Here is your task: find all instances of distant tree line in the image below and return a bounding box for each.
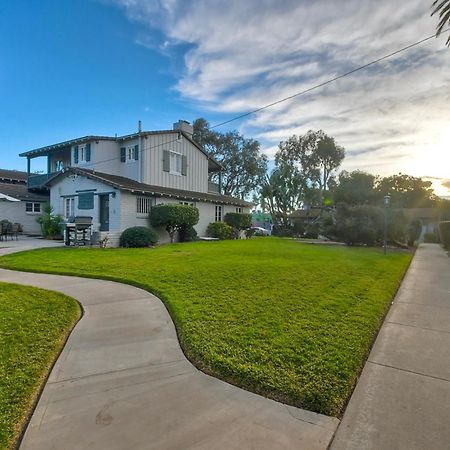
[192,117,449,246]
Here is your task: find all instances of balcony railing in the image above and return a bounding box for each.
[208,181,220,194]
[28,172,60,189]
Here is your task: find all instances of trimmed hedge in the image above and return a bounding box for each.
[150,204,199,243]
[120,226,159,247]
[224,213,251,238]
[439,221,450,249]
[206,222,233,240]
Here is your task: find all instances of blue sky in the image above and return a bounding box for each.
[1,0,449,195]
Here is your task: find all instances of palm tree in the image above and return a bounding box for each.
[432,0,450,45]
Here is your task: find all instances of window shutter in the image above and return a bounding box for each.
[134,144,139,160]
[85,143,91,162]
[78,192,94,210]
[74,146,79,164]
[120,147,126,163]
[181,155,187,176]
[163,150,170,172]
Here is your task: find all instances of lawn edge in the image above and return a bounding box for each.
[3,283,84,450]
[331,246,416,424]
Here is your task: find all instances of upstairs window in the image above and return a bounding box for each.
[54,160,64,172]
[215,205,222,222]
[121,145,139,162]
[163,150,187,175]
[73,143,91,164]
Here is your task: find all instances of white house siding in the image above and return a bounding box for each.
[81,139,141,182]
[0,201,43,234]
[141,133,209,193]
[49,175,122,235]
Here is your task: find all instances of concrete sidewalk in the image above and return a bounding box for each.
[0,244,338,449]
[331,244,450,450]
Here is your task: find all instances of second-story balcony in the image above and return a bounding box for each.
[28,172,62,189]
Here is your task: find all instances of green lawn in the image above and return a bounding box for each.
[0,238,411,417]
[0,283,80,450]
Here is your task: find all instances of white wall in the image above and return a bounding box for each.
[141,133,209,193]
[0,201,43,234]
[49,175,122,233]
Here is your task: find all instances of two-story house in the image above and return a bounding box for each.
[21,121,251,245]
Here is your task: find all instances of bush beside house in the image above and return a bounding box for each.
[36,204,62,239]
[150,204,199,243]
[224,212,252,239]
[120,226,159,247]
[206,222,233,240]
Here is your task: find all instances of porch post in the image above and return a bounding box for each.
[47,155,51,174]
[27,157,31,182]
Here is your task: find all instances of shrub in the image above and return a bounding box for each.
[333,204,384,246]
[407,219,422,246]
[120,226,159,247]
[423,232,438,243]
[36,204,63,238]
[206,222,233,240]
[224,213,252,239]
[179,225,198,242]
[438,221,450,249]
[304,222,320,239]
[150,204,199,243]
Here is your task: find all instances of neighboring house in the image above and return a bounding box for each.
[0,169,48,234]
[290,208,322,227]
[21,121,251,245]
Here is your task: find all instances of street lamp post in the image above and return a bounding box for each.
[384,195,391,255]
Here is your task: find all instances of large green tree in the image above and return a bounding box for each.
[275,130,345,204]
[333,170,379,206]
[432,0,450,45]
[260,164,304,230]
[193,118,267,199]
[375,174,437,208]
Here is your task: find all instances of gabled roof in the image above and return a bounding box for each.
[19,130,223,171]
[0,182,49,202]
[47,168,252,207]
[0,169,28,184]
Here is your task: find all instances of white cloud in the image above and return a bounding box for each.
[108,0,450,192]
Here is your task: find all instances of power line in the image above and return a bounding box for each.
[210,28,450,130]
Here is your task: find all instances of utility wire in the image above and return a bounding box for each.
[42,28,449,171]
[210,28,450,130]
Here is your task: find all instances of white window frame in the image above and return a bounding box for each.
[25,202,41,214]
[126,145,137,163]
[64,197,75,220]
[79,145,86,163]
[179,201,195,207]
[215,205,222,222]
[236,207,242,213]
[169,151,182,176]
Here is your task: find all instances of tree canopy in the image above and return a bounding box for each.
[193,118,267,199]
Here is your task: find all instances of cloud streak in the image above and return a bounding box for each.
[107,0,450,195]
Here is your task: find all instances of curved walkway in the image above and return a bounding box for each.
[0,243,338,449]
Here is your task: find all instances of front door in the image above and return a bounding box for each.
[99,195,110,231]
